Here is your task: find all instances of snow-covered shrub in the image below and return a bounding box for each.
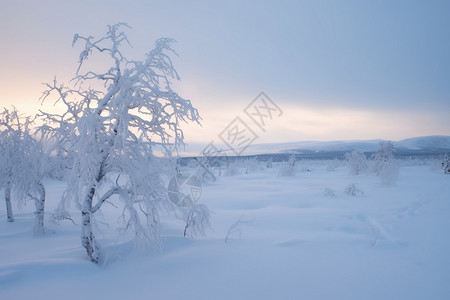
[224,216,252,242]
[184,204,211,238]
[345,150,368,175]
[344,183,364,196]
[39,24,203,263]
[372,141,398,185]
[323,188,336,197]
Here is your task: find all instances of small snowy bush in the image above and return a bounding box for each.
[225,216,252,243]
[324,188,336,197]
[184,204,211,238]
[344,184,364,196]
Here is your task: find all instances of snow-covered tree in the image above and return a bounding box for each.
[195,156,216,182]
[288,155,296,167]
[0,107,46,233]
[372,141,393,174]
[345,150,368,175]
[224,160,239,176]
[442,154,450,174]
[372,141,397,185]
[0,123,15,223]
[39,24,202,263]
[243,157,260,173]
[266,157,273,168]
[278,155,296,176]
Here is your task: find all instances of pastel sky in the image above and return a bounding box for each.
[1,0,449,146]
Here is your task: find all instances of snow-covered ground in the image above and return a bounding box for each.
[1,160,450,299]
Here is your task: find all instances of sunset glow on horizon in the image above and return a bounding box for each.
[1,0,449,145]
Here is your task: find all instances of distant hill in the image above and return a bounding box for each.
[395,136,450,151]
[182,136,450,159]
[243,135,450,158]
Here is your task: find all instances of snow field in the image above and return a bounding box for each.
[1,162,450,299]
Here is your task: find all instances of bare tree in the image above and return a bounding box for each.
[39,24,202,263]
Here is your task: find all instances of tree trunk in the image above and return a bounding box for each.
[81,149,107,263]
[81,185,99,263]
[33,182,46,234]
[5,181,14,222]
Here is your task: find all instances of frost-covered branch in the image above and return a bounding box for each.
[91,187,120,213]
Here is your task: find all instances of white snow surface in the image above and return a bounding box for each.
[1,161,450,299]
